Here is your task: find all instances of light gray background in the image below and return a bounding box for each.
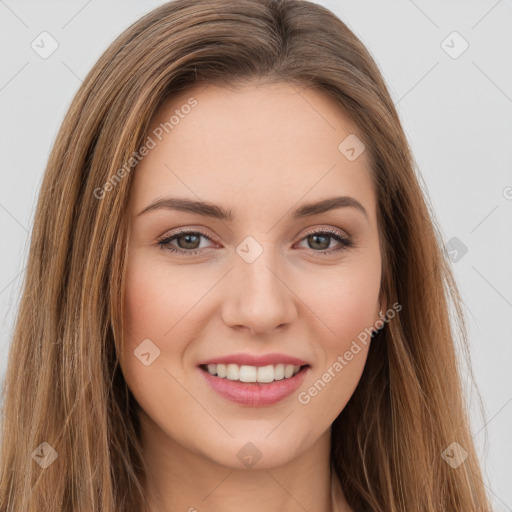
[1,0,511,509]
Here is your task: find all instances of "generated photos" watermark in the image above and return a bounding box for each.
[298,302,402,405]
[94,97,198,199]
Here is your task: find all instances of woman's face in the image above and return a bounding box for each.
[121,81,383,469]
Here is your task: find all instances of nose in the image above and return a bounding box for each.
[221,247,297,336]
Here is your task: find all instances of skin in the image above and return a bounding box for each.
[120,81,385,512]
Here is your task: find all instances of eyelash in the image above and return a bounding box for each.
[157,228,353,256]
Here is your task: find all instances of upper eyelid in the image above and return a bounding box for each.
[159,227,218,244]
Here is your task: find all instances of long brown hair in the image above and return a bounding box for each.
[0,0,491,510]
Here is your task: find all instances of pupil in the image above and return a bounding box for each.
[309,234,329,250]
[179,234,199,249]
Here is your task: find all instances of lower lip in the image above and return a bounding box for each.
[198,366,310,407]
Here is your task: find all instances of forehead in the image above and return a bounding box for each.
[131,82,376,222]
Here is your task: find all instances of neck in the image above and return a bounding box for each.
[139,411,351,512]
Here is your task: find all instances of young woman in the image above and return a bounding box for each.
[0,0,491,510]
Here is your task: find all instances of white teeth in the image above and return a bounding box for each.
[284,364,295,378]
[204,363,302,383]
[216,363,227,378]
[274,363,285,380]
[226,364,239,380]
[257,365,274,383]
[239,365,257,383]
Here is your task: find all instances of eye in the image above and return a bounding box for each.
[295,228,353,254]
[157,227,353,256]
[157,230,215,255]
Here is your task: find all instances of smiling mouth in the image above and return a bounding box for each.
[199,363,310,384]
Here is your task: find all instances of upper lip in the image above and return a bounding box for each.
[198,353,310,367]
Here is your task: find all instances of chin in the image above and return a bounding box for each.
[193,428,313,470]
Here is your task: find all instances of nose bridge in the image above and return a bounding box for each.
[222,235,296,333]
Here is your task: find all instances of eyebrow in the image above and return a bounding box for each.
[137,195,368,221]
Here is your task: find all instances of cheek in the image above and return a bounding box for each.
[120,253,180,387]
[294,255,380,415]
[122,252,193,348]
[120,255,195,420]
[306,257,381,345]
[123,271,163,342]
[121,251,211,383]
